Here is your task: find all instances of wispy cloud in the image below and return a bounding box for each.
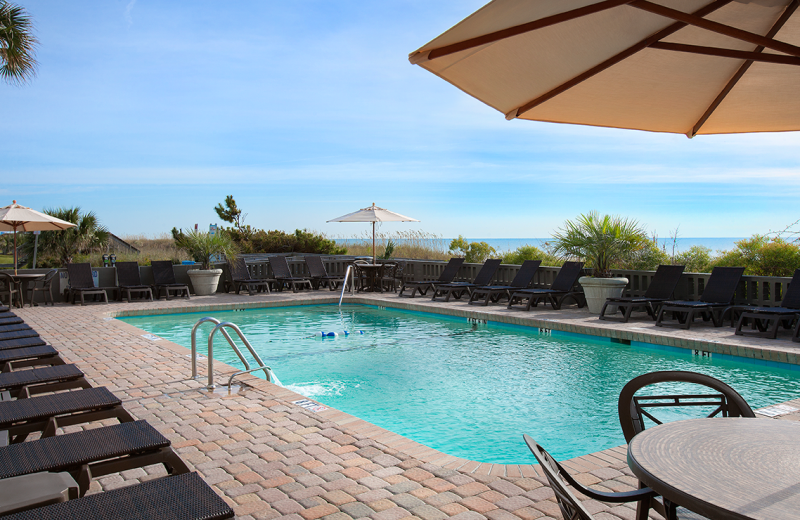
[124,0,136,26]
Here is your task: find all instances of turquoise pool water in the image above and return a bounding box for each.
[120,304,800,464]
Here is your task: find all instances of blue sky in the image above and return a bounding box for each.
[2,0,798,240]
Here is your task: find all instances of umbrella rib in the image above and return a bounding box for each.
[509,0,732,119]
[630,0,800,58]
[409,0,634,64]
[689,0,800,137]
[650,42,800,66]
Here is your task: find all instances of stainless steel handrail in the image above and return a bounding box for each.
[191,317,272,389]
[339,264,356,306]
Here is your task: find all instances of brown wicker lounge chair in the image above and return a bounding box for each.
[0,345,65,372]
[523,435,660,520]
[431,259,502,302]
[398,258,465,297]
[0,316,23,326]
[732,268,800,339]
[0,387,134,444]
[0,364,91,399]
[269,256,313,292]
[507,261,586,310]
[25,269,59,307]
[0,336,46,351]
[66,263,108,306]
[599,264,686,322]
[468,260,542,306]
[151,261,190,300]
[0,323,30,334]
[305,256,345,290]
[227,258,271,295]
[0,472,234,520]
[0,328,39,342]
[0,420,189,496]
[655,266,745,329]
[115,262,153,302]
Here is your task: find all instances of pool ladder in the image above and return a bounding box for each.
[339,264,356,307]
[190,317,273,389]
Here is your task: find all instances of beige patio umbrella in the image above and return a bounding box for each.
[328,203,420,264]
[0,201,76,274]
[409,0,800,137]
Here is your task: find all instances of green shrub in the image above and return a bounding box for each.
[615,240,670,271]
[502,244,563,267]
[448,235,497,263]
[227,228,346,255]
[713,236,800,276]
[674,246,713,273]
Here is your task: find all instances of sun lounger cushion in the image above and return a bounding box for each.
[0,472,234,520]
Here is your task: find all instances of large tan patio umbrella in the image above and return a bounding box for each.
[409,0,800,137]
[0,201,76,274]
[328,203,420,264]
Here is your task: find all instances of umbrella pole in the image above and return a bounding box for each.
[13,228,17,275]
[372,221,376,265]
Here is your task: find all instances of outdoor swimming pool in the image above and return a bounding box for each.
[120,304,800,464]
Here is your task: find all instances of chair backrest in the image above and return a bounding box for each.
[437,258,466,282]
[699,266,745,303]
[116,262,142,286]
[509,260,542,288]
[780,268,800,309]
[523,435,594,520]
[41,269,59,287]
[228,258,251,281]
[550,261,585,292]
[151,261,177,285]
[0,272,14,291]
[642,264,685,299]
[305,256,328,278]
[66,263,95,289]
[269,256,292,278]
[472,259,502,285]
[618,370,755,443]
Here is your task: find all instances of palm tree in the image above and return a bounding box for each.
[0,1,38,85]
[22,207,109,267]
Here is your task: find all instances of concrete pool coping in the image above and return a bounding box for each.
[14,290,800,519]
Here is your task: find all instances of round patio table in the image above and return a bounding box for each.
[628,417,800,520]
[355,264,385,293]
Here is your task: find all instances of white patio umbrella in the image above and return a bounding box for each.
[328,203,420,264]
[409,0,800,137]
[0,201,76,274]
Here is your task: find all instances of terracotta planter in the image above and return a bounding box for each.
[187,269,223,296]
[579,276,629,314]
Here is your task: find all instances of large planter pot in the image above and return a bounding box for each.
[579,276,629,314]
[187,269,223,296]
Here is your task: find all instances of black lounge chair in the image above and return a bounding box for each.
[523,435,660,520]
[0,337,46,350]
[0,316,23,327]
[618,371,754,520]
[0,324,32,334]
[1,472,234,520]
[115,262,153,302]
[398,258,466,298]
[656,266,745,329]
[151,261,190,300]
[0,345,64,372]
[26,269,59,307]
[66,263,108,306]
[507,261,585,311]
[305,256,345,291]
[269,256,313,292]
[227,257,271,295]
[733,268,800,339]
[431,259,502,302]
[468,260,542,306]
[0,364,91,399]
[599,264,686,323]
[0,420,189,496]
[0,312,17,319]
[0,387,134,444]
[0,329,39,342]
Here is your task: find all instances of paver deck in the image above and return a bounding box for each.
[11,289,800,520]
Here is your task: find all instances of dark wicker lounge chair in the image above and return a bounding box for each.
[151,261,190,300]
[617,371,754,520]
[599,264,686,322]
[0,420,189,496]
[0,387,134,444]
[507,261,585,311]
[523,435,660,520]
[0,364,91,399]
[398,258,466,297]
[115,262,153,302]
[431,259,502,302]
[0,316,23,326]
[269,256,313,292]
[1,472,234,520]
[66,263,108,306]
[468,260,542,306]
[732,268,800,339]
[0,345,65,372]
[0,328,40,342]
[227,257,272,295]
[26,269,59,307]
[0,336,46,350]
[305,256,345,291]
[0,324,33,336]
[655,266,745,329]
[0,312,15,319]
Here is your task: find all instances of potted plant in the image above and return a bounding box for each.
[174,229,238,296]
[552,212,648,313]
